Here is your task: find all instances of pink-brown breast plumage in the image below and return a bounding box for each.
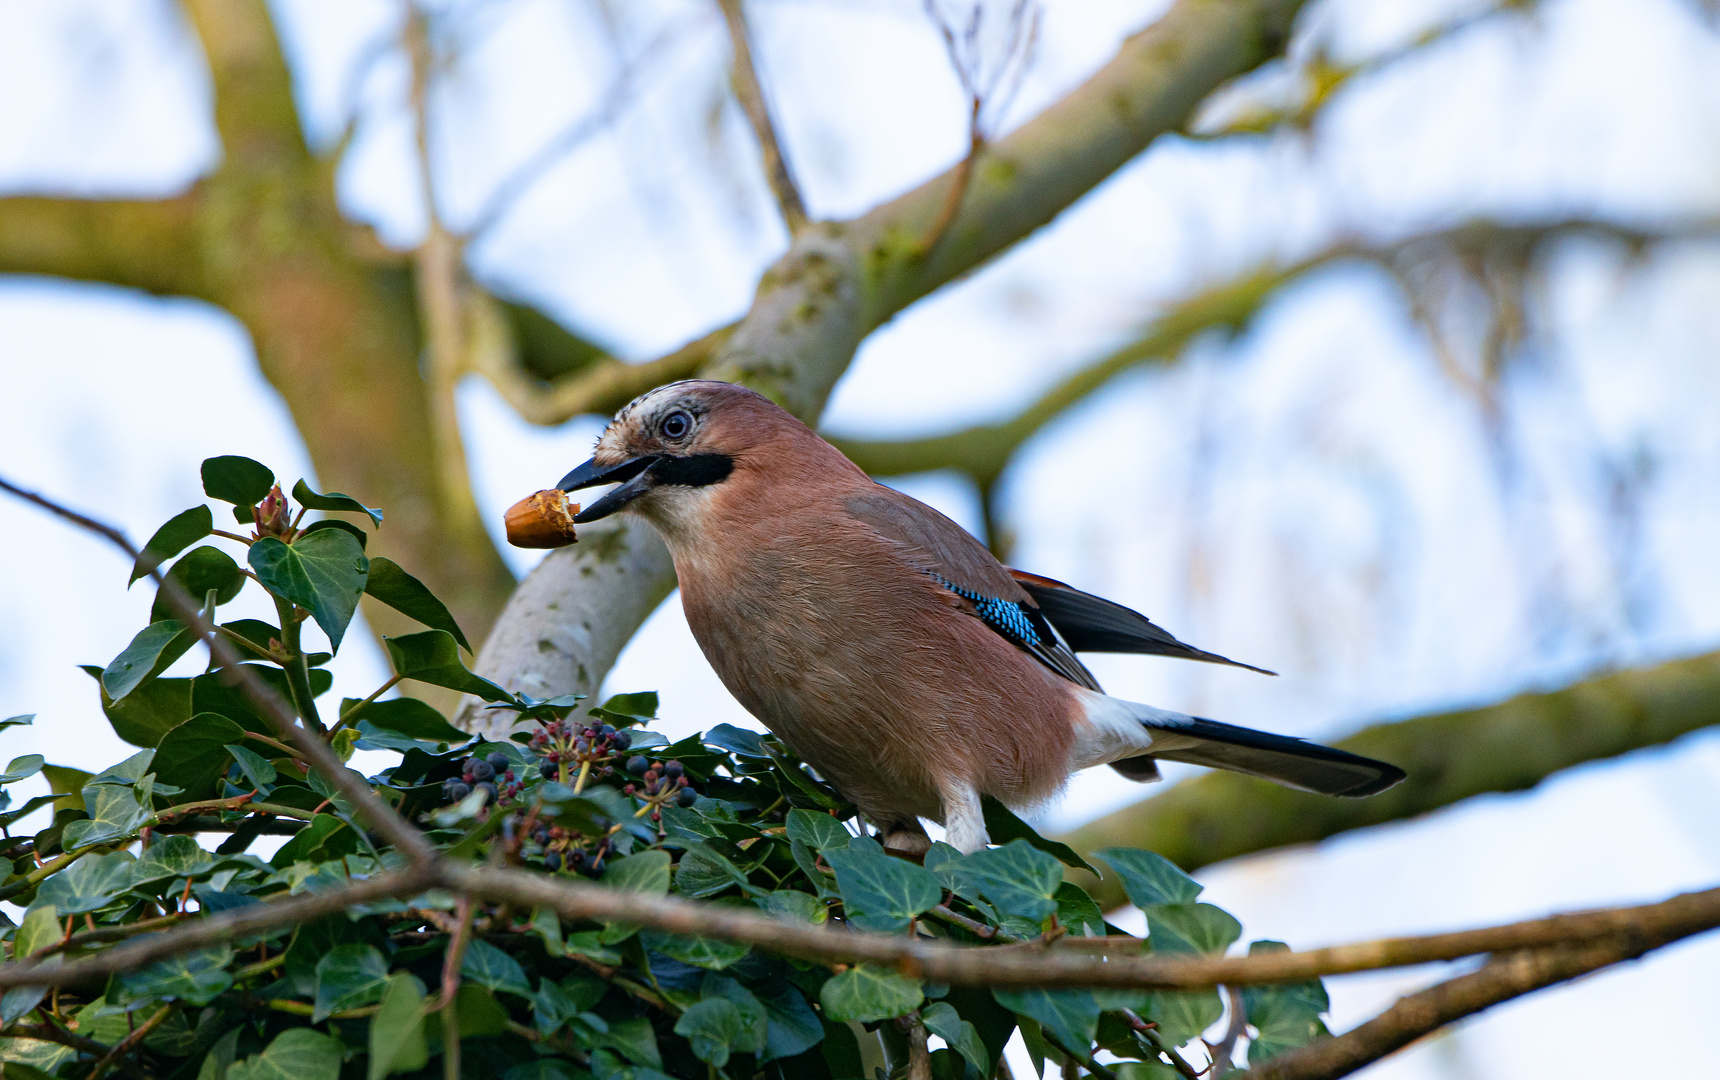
[645,416,1080,829]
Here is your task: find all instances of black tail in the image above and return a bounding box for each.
[1120,715,1405,797]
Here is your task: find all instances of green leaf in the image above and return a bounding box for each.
[0,756,42,785]
[102,621,194,702]
[0,714,32,733]
[248,530,369,651]
[992,987,1100,1054]
[36,851,133,915]
[153,713,247,801]
[151,546,245,623]
[198,1028,241,1080]
[383,630,511,701]
[313,944,391,1021]
[823,837,940,933]
[1146,903,1241,956]
[949,840,1064,924]
[12,906,59,959]
[921,1001,989,1079]
[364,558,468,652]
[504,1063,591,1080]
[981,797,1096,873]
[589,692,658,725]
[757,890,825,924]
[368,973,429,1080]
[819,966,923,1023]
[298,518,368,550]
[673,842,750,899]
[604,849,670,895]
[131,506,213,584]
[594,1015,663,1069]
[291,479,383,527]
[1095,849,1203,909]
[460,938,532,996]
[675,996,766,1069]
[1241,941,1329,1065]
[1142,989,1224,1047]
[227,1029,342,1080]
[223,744,277,791]
[82,667,190,748]
[784,809,851,852]
[41,764,93,811]
[117,945,233,1006]
[352,697,469,743]
[639,930,749,970]
[60,783,148,849]
[1054,882,1108,939]
[132,836,216,888]
[270,814,352,868]
[202,456,275,506]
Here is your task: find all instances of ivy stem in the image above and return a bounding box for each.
[436,894,477,1080]
[272,596,323,733]
[333,674,404,732]
[84,1003,170,1080]
[573,759,592,795]
[0,851,83,902]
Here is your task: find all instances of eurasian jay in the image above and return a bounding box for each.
[558,380,1404,854]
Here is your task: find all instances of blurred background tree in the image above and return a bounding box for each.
[2,0,1719,1074]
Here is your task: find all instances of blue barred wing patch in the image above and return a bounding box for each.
[927,572,1040,644]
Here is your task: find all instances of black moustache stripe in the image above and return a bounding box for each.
[651,454,734,488]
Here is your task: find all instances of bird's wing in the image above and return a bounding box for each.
[1008,570,1276,676]
[844,486,1101,690]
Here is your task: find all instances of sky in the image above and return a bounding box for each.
[3,0,1720,1075]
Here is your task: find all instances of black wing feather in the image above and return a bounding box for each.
[1011,571,1276,676]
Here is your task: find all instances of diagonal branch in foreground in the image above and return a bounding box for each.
[0,476,436,866]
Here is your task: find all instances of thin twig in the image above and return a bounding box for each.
[85,1004,171,1080]
[716,0,807,232]
[1206,985,1247,1075]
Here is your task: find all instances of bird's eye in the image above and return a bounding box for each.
[660,410,692,439]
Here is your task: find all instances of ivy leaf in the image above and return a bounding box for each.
[1095,848,1203,908]
[13,905,61,959]
[639,930,750,970]
[588,692,658,726]
[673,842,751,899]
[757,890,825,924]
[948,840,1064,924]
[461,938,533,997]
[117,945,234,1006]
[702,724,769,758]
[675,997,765,1069]
[82,667,190,748]
[823,837,940,933]
[352,698,470,743]
[0,755,43,785]
[383,630,512,701]
[223,744,277,792]
[784,809,851,852]
[368,973,429,1080]
[248,530,369,651]
[981,797,1096,873]
[1146,904,1242,956]
[364,558,467,652]
[61,783,148,849]
[227,1029,342,1080]
[202,456,275,507]
[152,713,247,801]
[992,988,1101,1055]
[131,506,213,584]
[604,850,671,895]
[36,851,134,915]
[102,621,195,702]
[1142,989,1225,1048]
[313,944,391,1021]
[921,1001,990,1079]
[150,546,245,623]
[819,966,923,1023]
[291,479,383,528]
[744,978,825,1063]
[1241,942,1330,1065]
[132,835,216,888]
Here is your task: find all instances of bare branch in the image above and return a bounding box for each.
[716,0,808,233]
[1244,937,1672,1080]
[0,476,436,865]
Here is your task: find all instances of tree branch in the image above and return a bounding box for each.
[0,194,207,298]
[1061,648,1720,908]
[716,0,808,233]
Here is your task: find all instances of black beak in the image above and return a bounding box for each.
[557,456,661,522]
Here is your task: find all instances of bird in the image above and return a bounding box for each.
[556,380,1404,854]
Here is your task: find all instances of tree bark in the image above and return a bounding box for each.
[1059,649,1720,908]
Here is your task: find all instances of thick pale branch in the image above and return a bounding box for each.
[717,0,808,233]
[1062,648,1720,908]
[0,194,207,297]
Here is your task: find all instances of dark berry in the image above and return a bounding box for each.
[475,781,498,802]
[598,724,616,737]
[664,761,684,779]
[586,857,605,876]
[676,787,698,808]
[568,849,586,866]
[540,760,557,779]
[543,851,562,870]
[487,751,511,771]
[626,756,649,776]
[610,730,631,750]
[448,782,472,802]
[469,760,496,782]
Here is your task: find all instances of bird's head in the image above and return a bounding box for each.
[558,380,823,532]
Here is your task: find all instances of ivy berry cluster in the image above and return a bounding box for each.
[440,751,521,806]
[526,717,631,785]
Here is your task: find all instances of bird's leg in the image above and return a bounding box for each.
[880,818,931,858]
[937,778,989,854]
